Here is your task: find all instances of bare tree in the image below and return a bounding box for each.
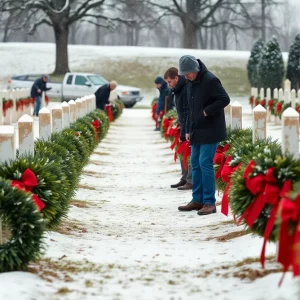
[0,0,132,74]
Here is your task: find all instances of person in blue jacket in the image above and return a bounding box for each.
[154,76,171,131]
[30,75,51,116]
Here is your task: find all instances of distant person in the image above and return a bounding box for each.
[164,67,192,191]
[154,76,171,131]
[177,55,230,215]
[31,75,51,116]
[94,80,118,110]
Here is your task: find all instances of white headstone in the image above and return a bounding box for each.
[0,126,15,163]
[39,107,51,140]
[52,105,63,133]
[18,114,34,156]
[253,105,267,142]
[231,101,242,129]
[282,108,299,158]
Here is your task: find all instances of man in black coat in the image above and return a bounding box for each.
[30,75,51,116]
[178,55,230,215]
[94,81,117,110]
[164,67,192,190]
[154,76,171,131]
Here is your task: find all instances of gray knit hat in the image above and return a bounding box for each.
[179,55,200,75]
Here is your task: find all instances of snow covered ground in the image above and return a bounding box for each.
[0,108,298,300]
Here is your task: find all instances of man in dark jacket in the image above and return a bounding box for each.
[94,81,117,110]
[178,55,230,215]
[154,76,171,131]
[164,67,192,190]
[30,75,51,116]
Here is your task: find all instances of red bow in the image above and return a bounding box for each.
[11,168,45,211]
[296,104,300,114]
[169,124,181,151]
[276,102,283,114]
[220,155,242,216]
[214,144,230,180]
[268,99,275,110]
[45,95,49,105]
[105,105,113,122]
[152,103,158,121]
[277,194,300,285]
[238,160,293,267]
[249,96,254,105]
[176,141,191,170]
[3,101,8,117]
[163,118,175,139]
[91,119,100,141]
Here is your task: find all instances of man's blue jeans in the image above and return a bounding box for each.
[191,143,218,205]
[34,96,42,116]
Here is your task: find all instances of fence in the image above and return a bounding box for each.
[0,94,96,164]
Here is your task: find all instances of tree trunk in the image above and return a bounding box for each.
[261,0,266,41]
[53,23,70,74]
[183,21,198,49]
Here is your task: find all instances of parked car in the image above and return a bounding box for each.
[8,72,143,108]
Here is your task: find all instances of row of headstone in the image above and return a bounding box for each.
[224,101,299,158]
[250,80,300,109]
[0,95,96,164]
[0,88,31,125]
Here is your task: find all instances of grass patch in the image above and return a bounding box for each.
[55,219,86,236]
[70,199,90,208]
[77,184,96,190]
[82,170,105,177]
[207,229,250,241]
[93,151,110,156]
[49,97,61,102]
[76,56,249,96]
[56,287,72,295]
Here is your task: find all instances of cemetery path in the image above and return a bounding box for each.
[0,109,297,300]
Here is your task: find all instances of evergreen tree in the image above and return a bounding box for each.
[247,39,265,88]
[287,34,300,90]
[259,36,284,91]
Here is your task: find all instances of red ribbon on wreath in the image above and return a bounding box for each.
[249,96,254,105]
[152,103,158,121]
[220,156,242,216]
[163,118,175,139]
[91,119,100,141]
[3,101,8,117]
[296,104,300,114]
[237,160,293,267]
[169,124,181,151]
[268,99,275,110]
[277,194,300,285]
[176,141,191,170]
[105,105,113,122]
[260,99,266,107]
[255,98,260,106]
[11,168,45,211]
[214,143,230,180]
[276,102,283,114]
[45,95,49,106]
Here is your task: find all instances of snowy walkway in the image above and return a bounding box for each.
[0,109,298,300]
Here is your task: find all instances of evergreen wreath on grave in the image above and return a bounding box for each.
[268,98,277,114]
[90,110,110,141]
[221,137,280,216]
[229,145,300,255]
[214,127,252,192]
[160,110,178,141]
[0,179,46,272]
[278,102,292,119]
[0,154,69,230]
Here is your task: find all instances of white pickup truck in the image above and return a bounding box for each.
[8,72,143,108]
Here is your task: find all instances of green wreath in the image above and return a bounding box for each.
[160,110,178,140]
[0,179,45,272]
[90,110,110,141]
[71,121,96,154]
[215,127,252,192]
[230,145,300,241]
